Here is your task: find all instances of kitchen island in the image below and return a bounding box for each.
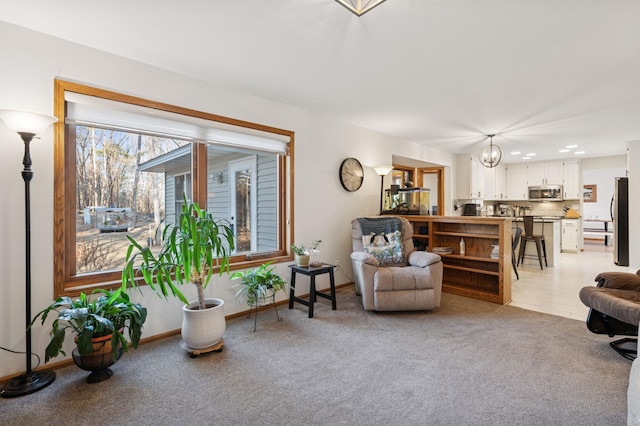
[512,217,561,267]
[398,215,513,305]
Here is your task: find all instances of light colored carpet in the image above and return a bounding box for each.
[0,287,631,425]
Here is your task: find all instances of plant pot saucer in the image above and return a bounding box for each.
[180,338,224,358]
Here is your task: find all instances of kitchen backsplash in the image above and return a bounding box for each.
[453,199,581,217]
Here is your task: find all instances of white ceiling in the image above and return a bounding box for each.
[2,0,640,163]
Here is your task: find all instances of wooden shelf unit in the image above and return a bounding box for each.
[401,216,513,304]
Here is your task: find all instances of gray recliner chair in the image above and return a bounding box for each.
[579,270,640,360]
[350,216,443,311]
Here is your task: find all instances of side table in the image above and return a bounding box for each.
[288,264,336,318]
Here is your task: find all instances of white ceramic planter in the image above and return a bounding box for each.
[295,253,310,267]
[181,298,226,349]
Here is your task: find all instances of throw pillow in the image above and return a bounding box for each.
[362,230,406,265]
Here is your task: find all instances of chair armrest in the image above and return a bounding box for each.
[350,251,379,267]
[594,270,640,291]
[408,251,442,268]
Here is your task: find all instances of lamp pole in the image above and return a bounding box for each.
[373,165,394,215]
[0,111,57,398]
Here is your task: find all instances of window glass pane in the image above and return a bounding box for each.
[206,146,278,256]
[75,125,189,275]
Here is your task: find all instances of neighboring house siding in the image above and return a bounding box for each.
[208,157,230,221]
[161,151,279,254]
[165,174,176,226]
[256,154,278,252]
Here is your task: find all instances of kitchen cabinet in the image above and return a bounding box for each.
[484,163,507,200]
[506,164,528,200]
[527,161,564,185]
[561,219,579,253]
[457,155,485,199]
[562,160,581,199]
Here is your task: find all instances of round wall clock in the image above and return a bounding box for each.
[339,157,364,192]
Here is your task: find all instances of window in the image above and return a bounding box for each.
[53,80,294,297]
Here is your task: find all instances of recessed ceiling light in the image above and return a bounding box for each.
[522,156,531,160]
[566,145,578,148]
[559,149,570,153]
[510,151,521,155]
[574,151,586,154]
[525,153,536,156]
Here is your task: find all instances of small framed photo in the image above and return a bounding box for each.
[583,184,597,202]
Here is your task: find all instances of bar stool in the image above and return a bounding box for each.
[518,215,547,270]
[511,226,523,279]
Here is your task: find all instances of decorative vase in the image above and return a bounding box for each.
[309,249,321,267]
[295,253,310,267]
[181,298,226,349]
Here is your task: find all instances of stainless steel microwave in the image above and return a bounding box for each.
[528,185,563,201]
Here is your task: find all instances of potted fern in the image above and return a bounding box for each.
[122,197,234,351]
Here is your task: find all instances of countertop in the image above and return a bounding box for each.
[493,215,565,221]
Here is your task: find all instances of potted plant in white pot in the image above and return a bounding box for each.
[30,288,147,382]
[122,197,234,352]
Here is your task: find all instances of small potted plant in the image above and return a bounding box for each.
[231,261,288,307]
[291,243,309,267]
[30,288,147,382]
[291,240,322,267]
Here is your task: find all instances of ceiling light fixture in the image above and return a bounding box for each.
[559,149,570,153]
[478,134,503,168]
[335,0,387,16]
[566,145,578,149]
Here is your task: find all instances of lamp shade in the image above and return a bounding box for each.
[373,164,394,176]
[0,110,58,135]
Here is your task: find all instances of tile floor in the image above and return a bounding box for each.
[509,239,638,321]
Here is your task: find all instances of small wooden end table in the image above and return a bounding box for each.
[288,264,336,318]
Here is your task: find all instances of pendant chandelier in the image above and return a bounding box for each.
[335,0,387,16]
[478,134,503,168]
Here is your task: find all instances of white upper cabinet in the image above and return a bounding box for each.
[484,163,507,200]
[457,155,485,199]
[495,163,507,199]
[562,160,581,199]
[527,161,564,185]
[506,163,528,200]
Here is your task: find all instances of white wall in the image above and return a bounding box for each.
[581,155,627,220]
[0,21,455,378]
[628,143,640,268]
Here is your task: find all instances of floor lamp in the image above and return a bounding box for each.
[0,110,58,398]
[373,165,394,215]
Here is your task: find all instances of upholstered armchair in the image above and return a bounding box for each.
[350,216,443,311]
[579,270,640,360]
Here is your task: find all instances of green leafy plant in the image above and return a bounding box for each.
[30,288,147,362]
[291,240,321,256]
[291,243,308,256]
[122,196,235,310]
[231,262,288,306]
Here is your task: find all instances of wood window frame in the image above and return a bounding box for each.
[53,80,294,297]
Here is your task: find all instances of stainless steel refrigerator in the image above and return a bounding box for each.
[612,176,629,266]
